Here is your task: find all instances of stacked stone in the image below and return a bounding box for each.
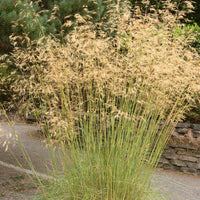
[159,123,200,175]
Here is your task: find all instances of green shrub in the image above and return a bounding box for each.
[174,22,200,52]
[0,0,114,53]
[173,22,200,121]
[129,0,200,25]
[0,60,18,106]
[184,96,200,123]
[1,0,200,54]
[0,64,11,102]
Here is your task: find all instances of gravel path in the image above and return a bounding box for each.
[152,169,200,200]
[0,122,57,199]
[0,122,200,199]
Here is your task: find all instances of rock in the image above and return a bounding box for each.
[192,130,200,138]
[196,163,200,169]
[179,155,198,162]
[160,122,200,175]
[162,164,173,170]
[164,153,178,160]
[191,124,200,130]
[174,148,186,153]
[176,128,188,135]
[159,157,170,164]
[163,148,175,155]
[175,122,191,128]
[174,144,196,150]
[187,162,198,169]
[180,166,198,174]
[180,166,188,173]
[168,143,177,148]
[171,159,187,167]
[176,150,186,155]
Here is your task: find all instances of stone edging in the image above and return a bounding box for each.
[159,122,200,175]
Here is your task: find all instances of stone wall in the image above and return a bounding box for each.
[159,122,200,175]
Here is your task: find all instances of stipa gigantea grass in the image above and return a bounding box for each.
[33,70,188,200]
[5,0,200,199]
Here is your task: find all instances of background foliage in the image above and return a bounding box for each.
[0,0,200,122]
[0,0,200,54]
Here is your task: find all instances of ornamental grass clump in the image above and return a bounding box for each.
[5,0,200,199]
